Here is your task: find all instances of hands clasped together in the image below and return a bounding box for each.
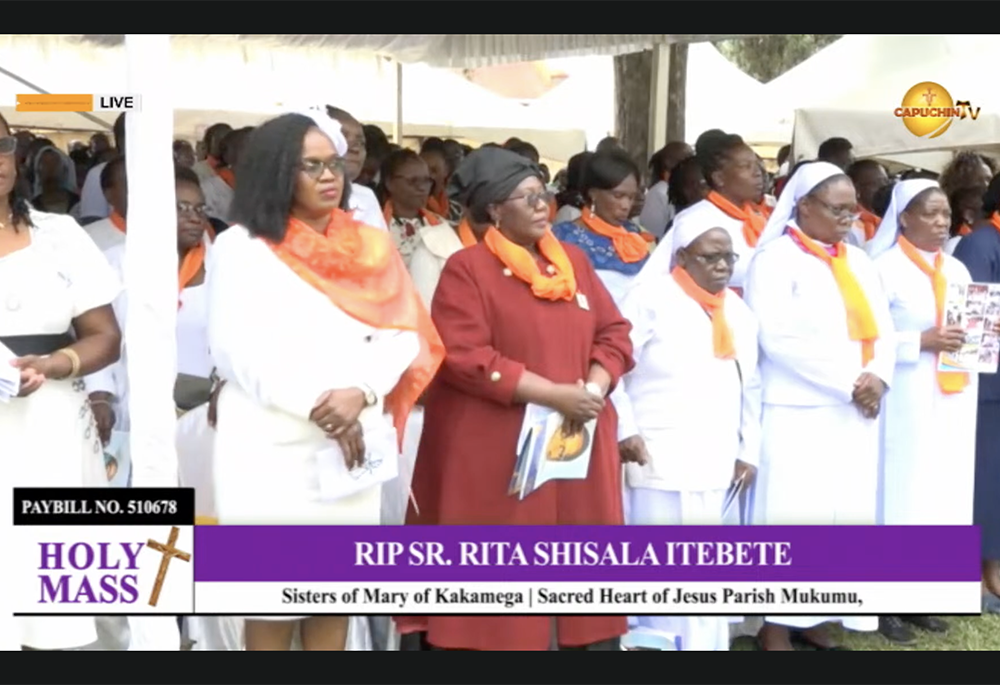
[310,388,368,469]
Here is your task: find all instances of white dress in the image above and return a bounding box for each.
[0,210,120,649]
[874,245,977,525]
[744,233,896,633]
[206,226,420,622]
[618,277,761,650]
[83,217,125,252]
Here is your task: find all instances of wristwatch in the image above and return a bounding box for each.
[584,381,604,398]
[360,384,377,407]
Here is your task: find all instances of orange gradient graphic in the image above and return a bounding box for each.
[16,94,94,112]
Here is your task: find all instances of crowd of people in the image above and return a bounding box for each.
[1,104,998,651]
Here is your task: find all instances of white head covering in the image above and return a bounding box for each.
[865,179,940,259]
[758,161,845,247]
[31,145,78,197]
[630,200,728,289]
[297,109,348,157]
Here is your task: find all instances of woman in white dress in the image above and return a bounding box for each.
[0,114,122,650]
[206,112,444,650]
[868,179,977,644]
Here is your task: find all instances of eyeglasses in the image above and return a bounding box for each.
[177,201,209,217]
[809,196,860,222]
[505,190,554,209]
[0,136,15,156]
[300,157,347,180]
[692,252,740,266]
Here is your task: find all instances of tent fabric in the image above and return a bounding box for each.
[70,34,758,68]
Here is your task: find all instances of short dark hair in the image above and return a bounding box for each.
[846,158,886,183]
[983,172,1000,215]
[581,150,641,201]
[202,123,233,157]
[871,182,895,217]
[948,185,983,234]
[229,113,351,243]
[362,124,389,152]
[219,127,253,167]
[817,137,852,161]
[776,145,791,166]
[100,156,126,191]
[667,155,705,211]
[175,165,201,189]
[696,133,748,190]
[507,140,539,162]
[648,142,692,183]
[420,137,446,154]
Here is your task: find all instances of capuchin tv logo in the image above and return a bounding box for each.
[37,542,142,604]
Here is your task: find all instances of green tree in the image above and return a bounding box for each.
[714,35,843,83]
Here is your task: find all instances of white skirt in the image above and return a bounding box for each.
[1,379,107,650]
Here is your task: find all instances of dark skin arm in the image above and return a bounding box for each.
[13,305,121,396]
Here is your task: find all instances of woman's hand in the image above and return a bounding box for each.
[619,435,649,465]
[732,460,757,488]
[11,356,48,397]
[852,372,886,419]
[336,422,366,469]
[547,381,604,423]
[89,392,116,445]
[310,388,367,436]
[920,326,965,354]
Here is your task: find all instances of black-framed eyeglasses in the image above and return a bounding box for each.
[0,136,15,156]
[809,196,860,222]
[505,190,554,209]
[177,201,209,217]
[300,157,347,180]
[692,252,740,266]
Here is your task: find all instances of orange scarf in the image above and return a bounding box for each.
[216,167,235,189]
[958,223,972,237]
[178,226,217,309]
[457,218,478,248]
[548,196,557,223]
[751,201,773,219]
[483,226,576,301]
[110,211,126,233]
[426,191,451,218]
[580,207,651,263]
[267,209,445,446]
[383,200,442,229]
[991,212,1000,235]
[707,190,768,248]
[896,236,969,394]
[857,208,882,242]
[790,227,879,366]
[672,266,735,359]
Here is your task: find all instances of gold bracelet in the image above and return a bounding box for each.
[55,347,82,379]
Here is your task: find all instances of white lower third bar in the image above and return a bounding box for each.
[194,581,981,616]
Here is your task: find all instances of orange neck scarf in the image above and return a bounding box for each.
[548,196,558,223]
[110,211,126,233]
[580,207,651,263]
[789,227,879,366]
[457,218,478,248]
[751,200,773,219]
[426,191,450,218]
[483,227,576,301]
[957,223,972,237]
[216,167,235,189]
[990,212,1000,235]
[896,236,969,394]
[672,266,735,359]
[707,190,768,248]
[857,208,882,242]
[384,200,442,229]
[267,209,445,446]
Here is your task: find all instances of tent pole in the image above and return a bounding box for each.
[394,60,404,145]
[647,44,670,160]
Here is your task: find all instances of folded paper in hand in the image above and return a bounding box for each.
[508,403,596,500]
[316,420,399,503]
[0,342,20,402]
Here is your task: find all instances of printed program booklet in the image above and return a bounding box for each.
[508,404,596,500]
[939,281,1000,374]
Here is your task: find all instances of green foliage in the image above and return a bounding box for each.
[714,35,843,83]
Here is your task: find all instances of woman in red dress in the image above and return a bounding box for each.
[398,148,635,650]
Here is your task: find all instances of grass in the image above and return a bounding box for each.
[731,614,1000,651]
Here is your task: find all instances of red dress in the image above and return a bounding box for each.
[400,241,634,650]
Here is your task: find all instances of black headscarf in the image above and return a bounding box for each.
[447,147,542,224]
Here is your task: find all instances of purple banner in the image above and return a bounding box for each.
[192,525,980,583]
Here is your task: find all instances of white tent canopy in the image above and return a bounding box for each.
[765,34,1000,170]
